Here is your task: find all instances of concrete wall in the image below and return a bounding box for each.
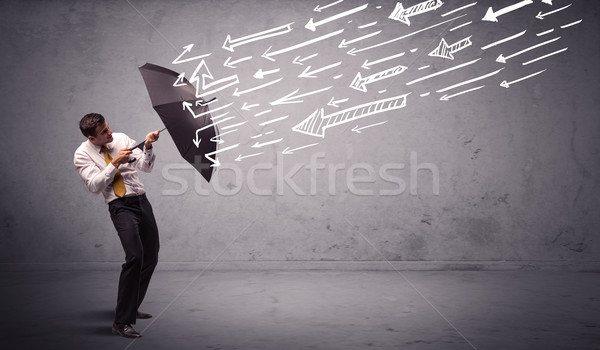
[1,0,598,264]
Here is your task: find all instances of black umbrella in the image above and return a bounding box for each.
[138,63,218,182]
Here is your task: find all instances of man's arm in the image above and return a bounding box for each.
[74,150,118,194]
[136,130,160,173]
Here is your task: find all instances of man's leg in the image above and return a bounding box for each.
[109,200,143,325]
[137,194,160,310]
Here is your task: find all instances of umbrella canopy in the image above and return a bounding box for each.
[138,63,218,182]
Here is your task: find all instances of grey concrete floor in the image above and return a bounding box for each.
[0,269,599,350]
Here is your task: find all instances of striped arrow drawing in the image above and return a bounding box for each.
[222,23,293,52]
[429,36,472,60]
[482,0,533,22]
[349,64,407,92]
[389,0,444,26]
[292,93,409,138]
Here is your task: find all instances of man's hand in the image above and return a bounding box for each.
[111,148,133,167]
[144,130,160,149]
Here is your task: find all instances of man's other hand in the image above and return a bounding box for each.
[111,148,133,167]
[144,130,160,149]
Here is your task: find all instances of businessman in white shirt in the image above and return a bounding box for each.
[74,113,160,338]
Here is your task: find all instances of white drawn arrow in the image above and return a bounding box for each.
[259,115,289,126]
[172,44,211,64]
[314,0,344,12]
[292,53,319,65]
[252,138,284,148]
[183,101,233,119]
[193,130,202,148]
[482,0,533,22]
[522,47,568,65]
[429,36,472,60]
[282,143,320,155]
[328,96,349,107]
[223,56,252,68]
[263,29,344,61]
[349,64,407,92]
[436,68,504,93]
[292,94,409,138]
[222,23,293,52]
[305,3,368,31]
[542,0,552,5]
[362,51,405,69]
[500,69,546,88]
[235,152,264,161]
[439,85,485,101]
[241,102,259,111]
[298,61,342,78]
[496,36,561,63]
[481,30,526,50]
[190,60,239,98]
[338,30,382,48]
[232,78,283,97]
[347,15,464,55]
[270,86,332,105]
[254,68,281,79]
[352,120,388,133]
[389,0,444,26]
[407,58,480,85]
[536,4,571,20]
[210,129,239,144]
[205,143,240,167]
[172,73,187,87]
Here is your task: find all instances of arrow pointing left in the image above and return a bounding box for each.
[305,3,368,31]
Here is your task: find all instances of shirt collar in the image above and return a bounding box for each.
[86,140,104,154]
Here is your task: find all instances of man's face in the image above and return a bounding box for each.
[89,121,113,146]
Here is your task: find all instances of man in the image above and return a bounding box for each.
[74,113,160,338]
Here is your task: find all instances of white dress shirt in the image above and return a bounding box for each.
[74,132,156,204]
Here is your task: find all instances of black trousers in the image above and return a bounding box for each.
[108,193,160,325]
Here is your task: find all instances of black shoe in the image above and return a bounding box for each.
[136,311,152,319]
[112,323,142,338]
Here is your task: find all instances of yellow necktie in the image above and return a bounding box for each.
[101,146,126,197]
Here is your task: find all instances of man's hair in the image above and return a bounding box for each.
[79,113,105,138]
